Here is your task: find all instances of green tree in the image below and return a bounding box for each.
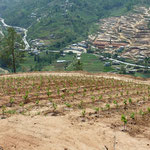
[73,60,83,71]
[120,66,126,74]
[0,27,25,72]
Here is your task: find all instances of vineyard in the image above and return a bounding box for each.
[0,72,150,150]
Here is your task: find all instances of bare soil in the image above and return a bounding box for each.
[0,72,150,150]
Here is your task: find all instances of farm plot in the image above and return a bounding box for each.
[0,73,150,148]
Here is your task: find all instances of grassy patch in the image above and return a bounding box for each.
[134,72,150,78]
[80,53,114,72]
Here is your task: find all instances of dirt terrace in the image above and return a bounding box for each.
[0,72,150,150]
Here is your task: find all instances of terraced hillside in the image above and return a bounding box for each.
[90,7,150,60]
[0,72,150,150]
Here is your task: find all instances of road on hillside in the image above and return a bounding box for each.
[0,18,30,50]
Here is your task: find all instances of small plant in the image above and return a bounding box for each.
[23,91,29,104]
[91,96,95,103]
[52,102,57,112]
[46,89,52,97]
[113,100,118,108]
[6,110,16,114]
[70,93,74,99]
[121,114,127,131]
[128,98,132,104]
[64,102,72,108]
[126,90,129,95]
[99,95,103,100]
[57,88,60,95]
[130,112,135,120]
[148,107,150,113]
[143,96,146,101]
[94,107,100,114]
[19,102,24,107]
[61,94,65,100]
[78,100,83,109]
[9,97,15,107]
[81,109,86,117]
[106,104,110,110]
[2,105,6,117]
[35,99,40,105]
[121,92,123,96]
[124,99,127,105]
[139,110,145,117]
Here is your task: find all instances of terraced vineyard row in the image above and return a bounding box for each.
[0,74,150,139]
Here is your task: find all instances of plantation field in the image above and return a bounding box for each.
[0,72,150,150]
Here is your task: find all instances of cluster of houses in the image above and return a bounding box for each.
[63,41,87,60]
[89,6,150,64]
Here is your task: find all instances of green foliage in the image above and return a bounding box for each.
[64,102,72,108]
[6,110,16,114]
[2,105,6,116]
[94,107,100,113]
[121,114,127,130]
[0,27,25,72]
[73,60,83,71]
[52,102,57,112]
[99,95,103,100]
[46,89,52,97]
[130,112,135,119]
[91,96,95,103]
[23,91,29,103]
[78,100,84,109]
[124,99,127,105]
[80,54,114,73]
[19,102,24,107]
[121,114,127,124]
[106,104,110,110]
[81,109,86,117]
[139,110,145,116]
[9,97,15,106]
[36,99,40,105]
[120,66,126,74]
[113,100,118,108]
[148,107,150,113]
[128,98,132,104]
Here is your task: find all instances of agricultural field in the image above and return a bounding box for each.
[0,72,150,150]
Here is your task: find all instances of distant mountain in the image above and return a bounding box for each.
[0,0,150,49]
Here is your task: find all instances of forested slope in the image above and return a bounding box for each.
[0,0,150,49]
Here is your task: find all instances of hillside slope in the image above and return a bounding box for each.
[0,72,150,150]
[0,0,149,49]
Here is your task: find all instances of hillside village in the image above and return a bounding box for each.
[89,7,150,63]
[20,6,150,75]
[0,5,150,76]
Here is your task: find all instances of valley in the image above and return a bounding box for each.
[0,5,150,77]
[0,1,150,149]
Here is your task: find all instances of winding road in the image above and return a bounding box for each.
[0,17,30,50]
[110,58,150,69]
